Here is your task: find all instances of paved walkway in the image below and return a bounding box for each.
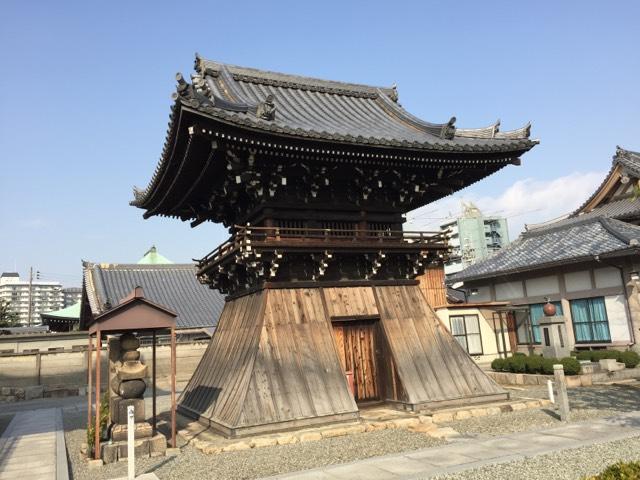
[266,412,640,479]
[0,408,68,480]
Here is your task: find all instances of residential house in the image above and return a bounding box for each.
[449,146,640,354]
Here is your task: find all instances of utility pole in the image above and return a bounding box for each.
[27,267,33,327]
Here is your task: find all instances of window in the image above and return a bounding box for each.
[527,302,563,343]
[450,315,483,355]
[570,297,611,343]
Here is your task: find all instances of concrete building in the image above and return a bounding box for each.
[450,146,640,354]
[0,272,64,326]
[61,287,82,308]
[441,202,510,276]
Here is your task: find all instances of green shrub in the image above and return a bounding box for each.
[506,355,526,373]
[591,350,621,362]
[513,352,527,357]
[525,355,544,374]
[541,358,557,375]
[575,351,592,361]
[620,351,640,368]
[491,358,506,371]
[585,460,640,479]
[561,357,581,375]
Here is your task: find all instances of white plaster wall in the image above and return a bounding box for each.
[605,294,631,342]
[525,275,560,296]
[472,285,492,302]
[595,267,622,289]
[438,308,500,362]
[495,281,524,300]
[564,270,592,292]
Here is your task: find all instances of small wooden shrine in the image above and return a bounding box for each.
[132,56,537,437]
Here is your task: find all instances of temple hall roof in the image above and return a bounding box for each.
[81,262,224,330]
[449,217,640,283]
[174,56,536,152]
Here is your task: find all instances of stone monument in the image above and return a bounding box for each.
[539,301,570,359]
[101,332,166,463]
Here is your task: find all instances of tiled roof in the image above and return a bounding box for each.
[41,302,80,320]
[449,217,640,283]
[176,56,535,152]
[82,263,224,329]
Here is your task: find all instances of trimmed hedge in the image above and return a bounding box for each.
[491,354,581,375]
[585,461,640,479]
[575,349,640,368]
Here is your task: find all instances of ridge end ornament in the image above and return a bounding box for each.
[257,94,277,121]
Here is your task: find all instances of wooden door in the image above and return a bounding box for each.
[332,320,379,402]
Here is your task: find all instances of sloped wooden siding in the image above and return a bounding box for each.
[178,291,266,426]
[239,288,357,426]
[374,285,505,405]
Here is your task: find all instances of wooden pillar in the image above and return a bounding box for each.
[94,330,102,460]
[170,327,177,448]
[87,336,93,431]
[152,330,157,436]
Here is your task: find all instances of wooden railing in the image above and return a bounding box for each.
[197,225,447,268]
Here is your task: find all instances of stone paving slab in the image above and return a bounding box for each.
[265,412,640,480]
[0,408,68,480]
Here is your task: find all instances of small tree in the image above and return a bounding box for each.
[0,299,21,327]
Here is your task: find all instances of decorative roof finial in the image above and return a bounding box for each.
[257,94,276,121]
[440,116,456,140]
[389,83,399,102]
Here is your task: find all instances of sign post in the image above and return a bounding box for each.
[127,405,135,480]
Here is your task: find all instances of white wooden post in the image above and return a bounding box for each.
[127,405,135,480]
[547,379,555,404]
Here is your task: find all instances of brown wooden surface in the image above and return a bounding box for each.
[323,287,378,318]
[374,285,504,405]
[416,267,448,307]
[332,320,379,402]
[239,288,357,427]
[178,291,267,426]
[179,284,505,437]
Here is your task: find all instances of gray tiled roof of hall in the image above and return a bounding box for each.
[448,217,640,283]
[174,55,537,153]
[83,263,224,329]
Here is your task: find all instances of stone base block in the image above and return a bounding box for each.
[110,396,145,424]
[101,434,167,464]
[111,422,153,442]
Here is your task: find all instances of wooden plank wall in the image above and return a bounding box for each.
[416,267,448,307]
[322,287,378,317]
[239,288,357,427]
[374,285,504,405]
[178,291,266,425]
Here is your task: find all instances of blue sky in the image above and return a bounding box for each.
[1,1,639,286]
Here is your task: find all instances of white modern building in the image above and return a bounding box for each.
[441,202,510,276]
[0,272,64,325]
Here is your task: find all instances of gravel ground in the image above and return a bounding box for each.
[63,410,444,480]
[445,384,640,436]
[0,414,14,437]
[429,434,640,480]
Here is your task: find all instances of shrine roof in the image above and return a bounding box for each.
[171,55,536,152]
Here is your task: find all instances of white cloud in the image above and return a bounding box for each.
[407,171,605,239]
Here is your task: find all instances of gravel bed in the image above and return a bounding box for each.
[429,434,640,480]
[444,384,640,437]
[63,410,444,480]
[445,408,621,436]
[0,414,14,437]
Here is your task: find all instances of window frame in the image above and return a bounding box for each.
[569,296,611,344]
[449,314,483,356]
